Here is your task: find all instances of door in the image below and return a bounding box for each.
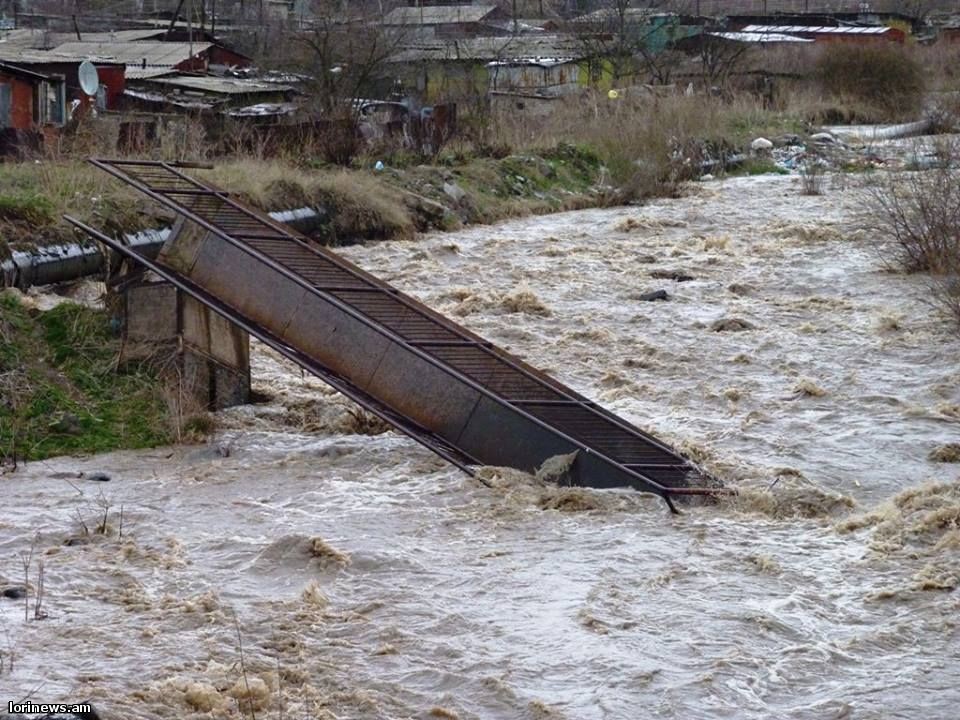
[0,83,11,129]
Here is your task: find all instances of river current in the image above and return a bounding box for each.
[2,174,958,719]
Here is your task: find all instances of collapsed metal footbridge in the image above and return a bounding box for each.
[68,159,722,512]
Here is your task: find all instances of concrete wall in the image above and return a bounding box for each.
[119,278,250,411]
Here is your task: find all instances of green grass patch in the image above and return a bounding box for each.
[0,294,172,462]
[728,157,789,177]
[0,194,55,225]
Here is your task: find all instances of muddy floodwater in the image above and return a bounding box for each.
[2,174,959,719]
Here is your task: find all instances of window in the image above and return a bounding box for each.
[36,78,66,126]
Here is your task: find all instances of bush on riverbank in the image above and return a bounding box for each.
[864,141,960,330]
[815,44,926,123]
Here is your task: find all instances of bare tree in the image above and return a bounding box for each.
[299,2,406,114]
[898,0,941,23]
[567,1,690,85]
[694,30,749,89]
[293,2,408,162]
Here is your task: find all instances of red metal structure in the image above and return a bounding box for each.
[0,63,42,130]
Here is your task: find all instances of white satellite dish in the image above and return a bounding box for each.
[78,60,100,97]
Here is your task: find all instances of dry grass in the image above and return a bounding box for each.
[203,161,414,242]
[489,91,807,202]
[915,43,960,94]
[0,160,159,257]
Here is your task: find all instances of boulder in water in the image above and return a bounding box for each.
[711,318,755,332]
[2,585,27,600]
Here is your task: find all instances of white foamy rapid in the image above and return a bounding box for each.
[2,174,958,719]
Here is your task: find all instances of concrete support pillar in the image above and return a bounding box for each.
[117,279,250,411]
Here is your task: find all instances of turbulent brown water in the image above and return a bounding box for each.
[2,174,959,719]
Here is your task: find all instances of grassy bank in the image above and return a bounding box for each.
[200,142,604,243]
[0,291,172,464]
[0,144,605,258]
[0,160,170,261]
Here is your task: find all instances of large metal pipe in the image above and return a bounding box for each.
[1,228,169,290]
[1,206,327,290]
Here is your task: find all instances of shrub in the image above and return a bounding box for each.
[815,44,925,122]
[799,160,825,196]
[864,141,960,328]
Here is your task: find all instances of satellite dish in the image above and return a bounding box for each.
[78,60,100,97]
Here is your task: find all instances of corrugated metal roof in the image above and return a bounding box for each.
[123,87,216,109]
[142,75,292,95]
[0,48,126,67]
[741,24,893,34]
[655,0,952,14]
[383,5,499,25]
[391,34,585,63]
[571,8,664,23]
[0,61,51,81]
[709,31,813,43]
[487,57,575,67]
[49,41,213,78]
[0,28,51,51]
[52,29,168,44]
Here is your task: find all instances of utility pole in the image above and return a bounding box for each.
[187,0,193,61]
[165,0,186,40]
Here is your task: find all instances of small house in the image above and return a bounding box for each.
[0,61,65,130]
[0,61,68,153]
[389,34,585,103]
[5,55,127,111]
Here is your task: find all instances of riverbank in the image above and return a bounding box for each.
[0,290,175,466]
[3,112,957,464]
[0,144,606,263]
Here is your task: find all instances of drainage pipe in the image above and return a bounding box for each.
[1,206,327,290]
